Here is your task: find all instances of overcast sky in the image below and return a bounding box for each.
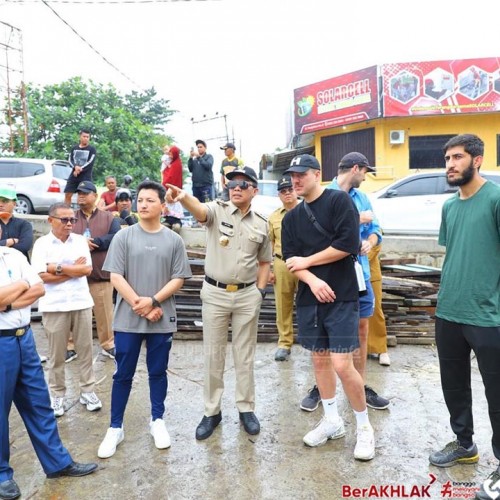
[1,0,499,170]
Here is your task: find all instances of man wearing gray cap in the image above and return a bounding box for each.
[281,154,375,461]
[166,166,272,440]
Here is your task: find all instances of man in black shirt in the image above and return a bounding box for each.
[64,128,97,204]
[188,139,214,203]
[281,154,375,461]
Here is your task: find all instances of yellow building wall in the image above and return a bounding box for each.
[315,113,500,193]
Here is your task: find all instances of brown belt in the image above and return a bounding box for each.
[205,276,255,292]
[0,325,30,337]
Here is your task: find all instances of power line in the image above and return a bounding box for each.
[39,0,144,90]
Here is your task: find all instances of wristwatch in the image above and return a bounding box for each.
[151,296,161,308]
[55,264,63,275]
[2,304,12,313]
[258,288,267,299]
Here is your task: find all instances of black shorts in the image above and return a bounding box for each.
[297,300,359,353]
[64,171,92,193]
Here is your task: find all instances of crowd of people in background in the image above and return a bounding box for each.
[0,131,499,500]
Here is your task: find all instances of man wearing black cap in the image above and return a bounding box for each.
[281,154,375,461]
[219,143,244,201]
[188,140,215,203]
[113,189,139,226]
[268,176,299,361]
[166,166,272,440]
[326,152,389,411]
[73,181,121,360]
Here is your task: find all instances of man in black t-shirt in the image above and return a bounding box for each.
[281,154,375,461]
[64,128,97,204]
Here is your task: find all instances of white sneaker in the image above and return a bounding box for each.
[379,352,391,366]
[303,417,345,447]
[354,423,375,461]
[79,392,103,412]
[98,427,124,458]
[149,418,171,449]
[51,396,65,417]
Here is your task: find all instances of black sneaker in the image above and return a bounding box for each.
[65,350,77,363]
[365,386,390,410]
[475,465,500,499]
[300,385,320,412]
[429,440,479,467]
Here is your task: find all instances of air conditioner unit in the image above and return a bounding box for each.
[390,130,405,144]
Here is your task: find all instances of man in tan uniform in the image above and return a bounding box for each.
[167,166,272,440]
[268,175,299,361]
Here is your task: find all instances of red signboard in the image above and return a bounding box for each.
[293,66,380,134]
[382,57,500,116]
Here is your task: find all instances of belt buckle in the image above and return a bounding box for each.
[15,328,24,337]
[226,284,238,292]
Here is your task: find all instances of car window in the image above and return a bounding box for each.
[53,163,72,179]
[0,162,16,178]
[483,174,500,185]
[20,162,45,177]
[390,176,439,196]
[257,182,278,197]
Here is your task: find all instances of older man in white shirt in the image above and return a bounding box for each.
[31,202,101,418]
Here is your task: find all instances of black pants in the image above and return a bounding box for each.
[435,317,500,459]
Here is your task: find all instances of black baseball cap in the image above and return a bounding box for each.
[285,154,320,174]
[226,166,258,184]
[76,180,97,193]
[338,152,375,172]
[277,175,293,191]
[195,139,207,147]
[220,142,236,151]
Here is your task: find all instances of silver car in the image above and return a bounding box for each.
[0,158,72,214]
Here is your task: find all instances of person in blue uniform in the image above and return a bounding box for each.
[0,246,97,500]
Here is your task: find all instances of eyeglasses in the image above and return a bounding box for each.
[52,216,78,224]
[279,187,294,194]
[227,180,256,190]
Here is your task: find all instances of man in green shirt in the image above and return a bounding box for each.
[428,134,500,500]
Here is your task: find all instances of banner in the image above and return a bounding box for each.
[293,66,380,134]
[382,57,500,116]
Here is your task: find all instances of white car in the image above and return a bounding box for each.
[252,180,282,217]
[0,158,73,214]
[368,171,500,235]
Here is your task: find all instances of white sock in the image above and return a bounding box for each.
[353,408,370,427]
[321,397,339,421]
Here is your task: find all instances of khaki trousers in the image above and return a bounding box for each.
[43,308,95,396]
[273,257,298,349]
[89,280,115,351]
[200,282,262,416]
[367,244,388,353]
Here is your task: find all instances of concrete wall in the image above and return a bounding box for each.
[25,215,445,268]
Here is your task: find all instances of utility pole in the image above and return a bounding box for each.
[0,21,28,153]
[190,112,229,144]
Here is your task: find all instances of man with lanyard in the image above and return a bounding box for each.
[0,246,97,500]
[167,166,272,440]
[327,152,389,410]
[282,154,375,461]
[64,128,97,205]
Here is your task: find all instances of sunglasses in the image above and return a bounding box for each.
[227,180,256,190]
[279,187,294,194]
[52,216,78,224]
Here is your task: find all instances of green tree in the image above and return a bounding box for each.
[1,77,177,186]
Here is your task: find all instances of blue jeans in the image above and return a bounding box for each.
[0,328,72,481]
[110,332,173,427]
[193,185,214,203]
